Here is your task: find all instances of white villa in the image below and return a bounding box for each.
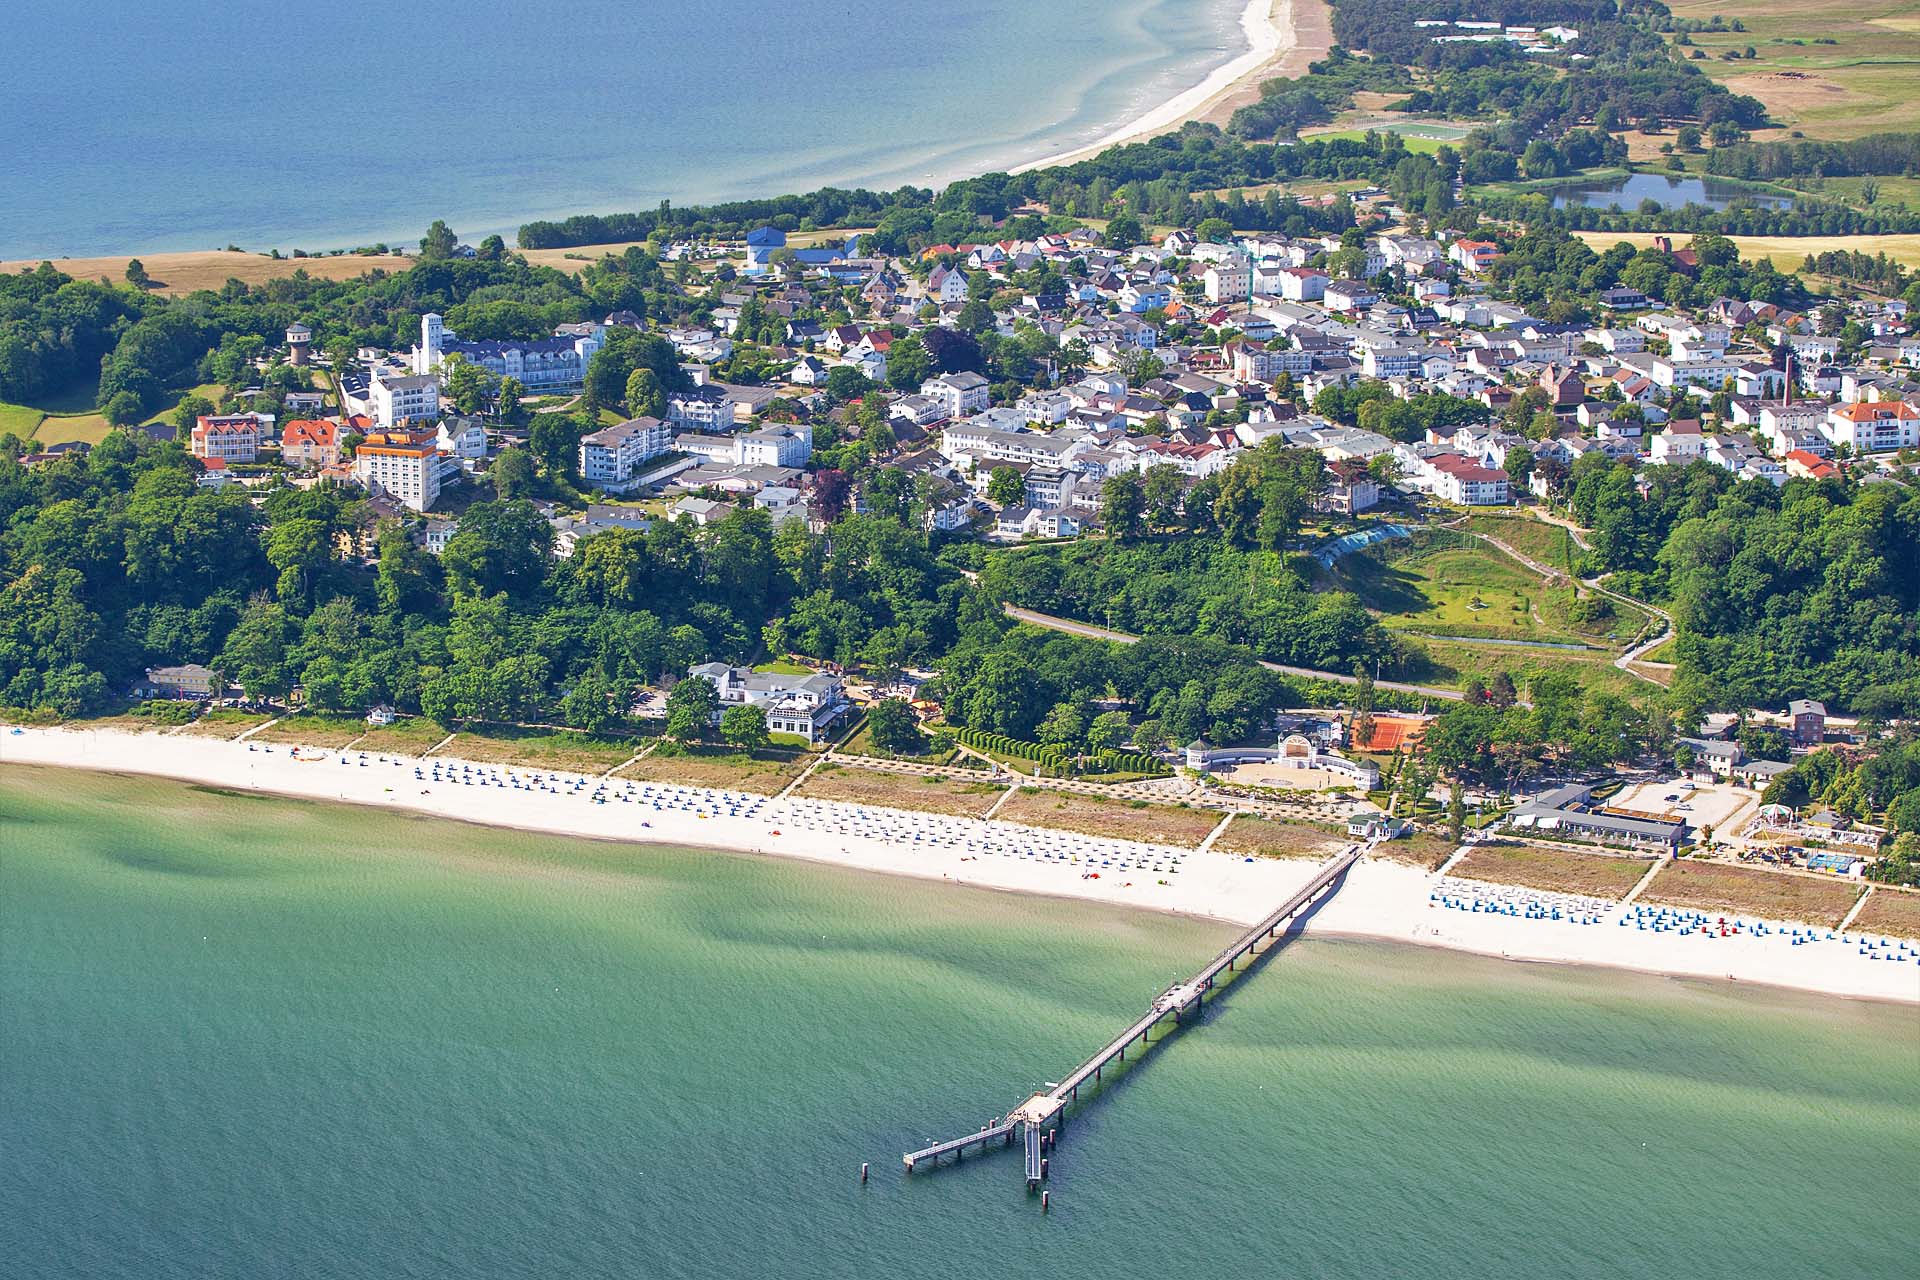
[685,662,849,743]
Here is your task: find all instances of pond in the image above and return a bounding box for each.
[1550,172,1793,212]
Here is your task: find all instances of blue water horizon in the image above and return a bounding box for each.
[0,0,1250,259]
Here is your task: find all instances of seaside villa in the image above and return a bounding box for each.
[685,662,849,743]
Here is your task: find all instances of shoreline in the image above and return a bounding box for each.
[1014,0,1330,173]
[4,724,1913,1005]
[2,1,1332,267]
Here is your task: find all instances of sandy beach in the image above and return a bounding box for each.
[1014,0,1333,173]
[5,724,1913,1004]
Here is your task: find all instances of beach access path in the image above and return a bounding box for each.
[2,724,1912,1003]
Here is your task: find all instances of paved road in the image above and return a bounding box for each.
[1002,604,1465,702]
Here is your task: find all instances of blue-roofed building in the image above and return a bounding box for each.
[745,226,787,270]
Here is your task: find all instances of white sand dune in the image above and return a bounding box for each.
[4,725,1913,1003]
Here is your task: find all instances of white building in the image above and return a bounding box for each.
[353,432,441,512]
[735,425,812,468]
[921,371,991,419]
[685,662,848,743]
[411,312,603,390]
[1824,401,1920,452]
[579,416,673,489]
[370,368,441,428]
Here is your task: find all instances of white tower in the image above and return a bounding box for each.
[415,313,447,375]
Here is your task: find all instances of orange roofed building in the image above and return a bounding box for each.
[351,429,441,512]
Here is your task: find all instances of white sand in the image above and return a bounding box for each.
[1013,0,1291,174]
[5,725,1914,1004]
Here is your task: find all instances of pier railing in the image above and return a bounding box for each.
[899,842,1368,1192]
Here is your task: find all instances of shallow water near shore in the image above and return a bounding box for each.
[4,767,1917,1279]
[0,0,1246,257]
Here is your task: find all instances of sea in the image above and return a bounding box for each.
[0,0,1251,260]
[4,766,1917,1279]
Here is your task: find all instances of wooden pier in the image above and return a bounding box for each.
[901,842,1367,1188]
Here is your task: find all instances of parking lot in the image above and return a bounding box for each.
[1611,776,1757,840]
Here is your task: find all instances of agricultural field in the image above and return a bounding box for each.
[794,764,1003,817]
[1849,888,1920,939]
[252,713,372,749]
[1573,230,1920,272]
[1641,858,1863,927]
[1213,815,1349,860]
[438,727,648,774]
[0,249,413,295]
[615,747,809,794]
[995,789,1223,847]
[1664,0,1920,140]
[1451,843,1654,898]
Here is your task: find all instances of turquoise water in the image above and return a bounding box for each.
[0,0,1245,258]
[4,766,1918,1278]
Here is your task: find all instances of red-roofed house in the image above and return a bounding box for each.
[1782,449,1837,480]
[1823,401,1919,452]
[282,418,341,468]
[190,414,262,463]
[1450,239,1499,273]
[1428,454,1511,505]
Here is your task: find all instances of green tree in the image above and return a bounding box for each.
[1196,217,1233,244]
[420,220,459,259]
[885,334,931,390]
[664,675,719,741]
[1105,212,1144,249]
[1101,472,1147,540]
[529,414,584,481]
[442,353,496,415]
[264,517,331,604]
[625,367,666,418]
[868,697,923,755]
[1087,709,1132,753]
[720,702,771,751]
[124,259,150,290]
[987,466,1026,507]
[491,446,536,500]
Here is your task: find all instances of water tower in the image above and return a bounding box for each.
[286,322,311,366]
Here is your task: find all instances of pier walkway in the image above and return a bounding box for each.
[902,842,1368,1187]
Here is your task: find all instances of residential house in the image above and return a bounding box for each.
[685,661,848,743]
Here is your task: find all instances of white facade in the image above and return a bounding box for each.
[371,369,441,428]
[354,438,441,512]
[579,417,673,488]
